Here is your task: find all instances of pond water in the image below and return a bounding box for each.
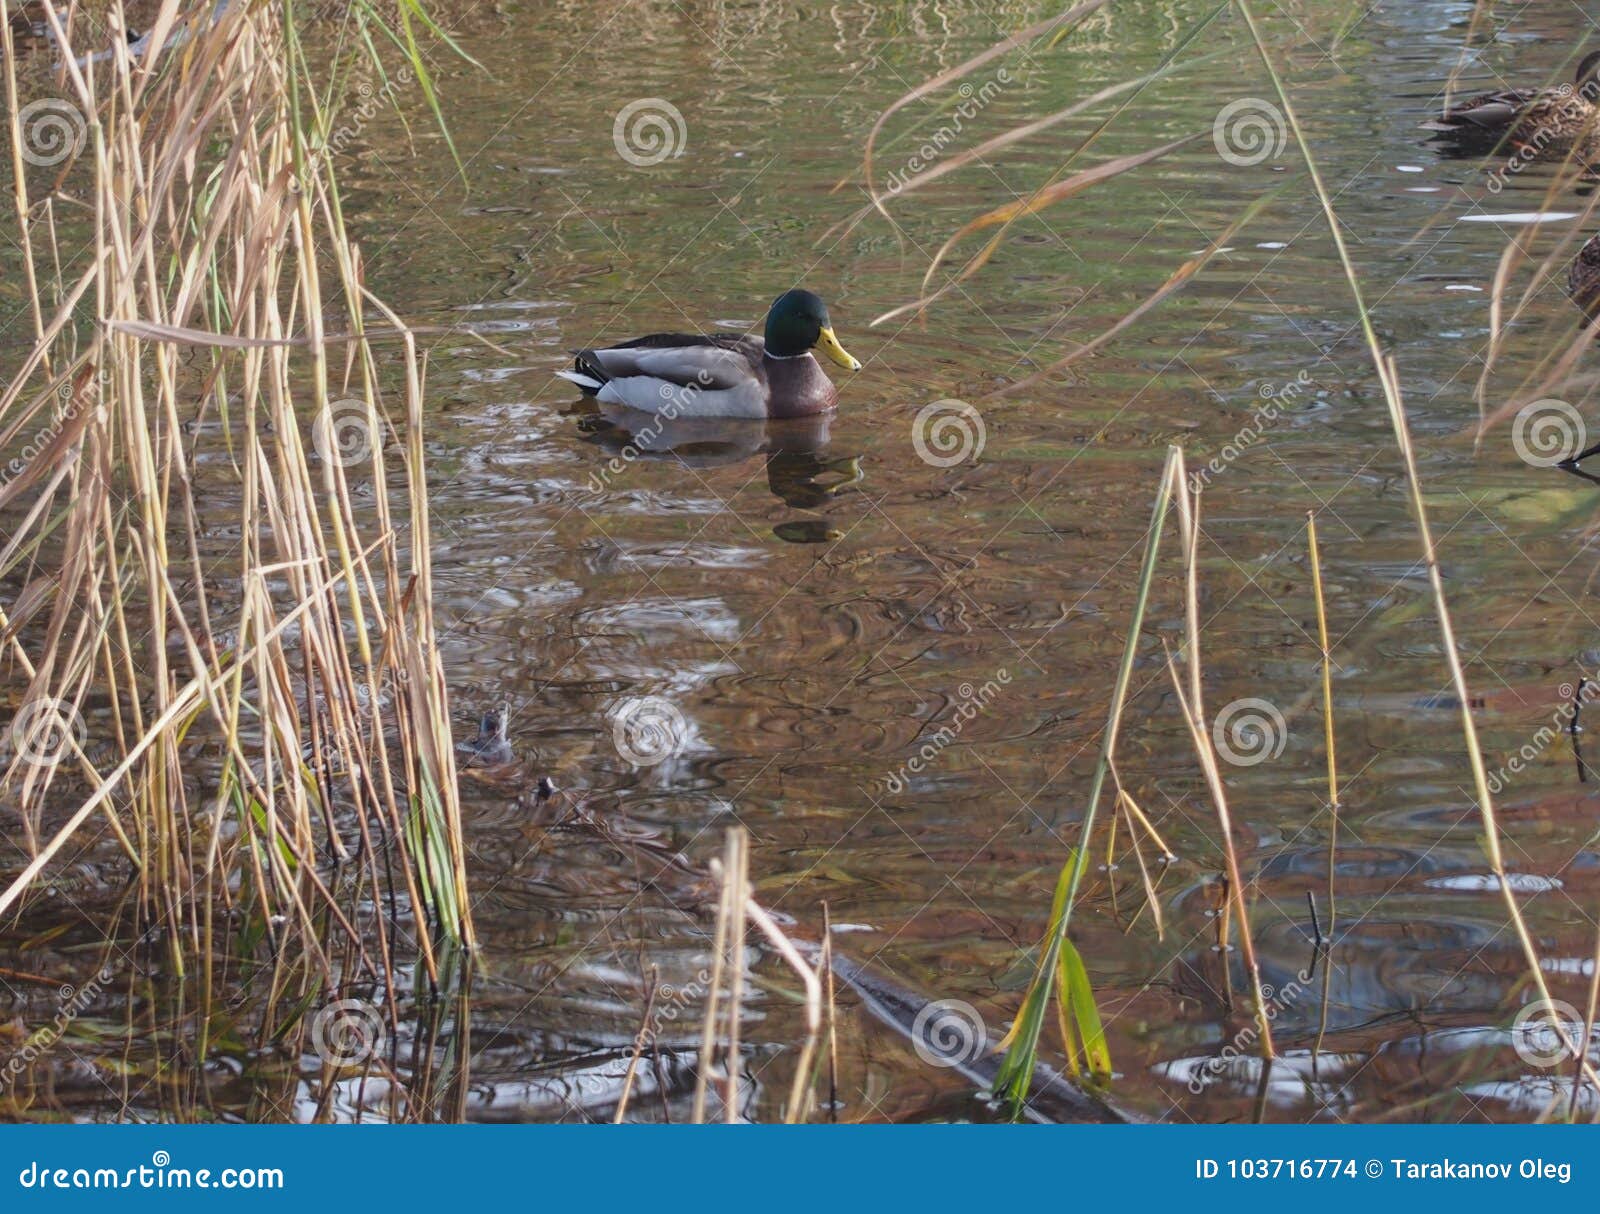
[13,0,1600,1123]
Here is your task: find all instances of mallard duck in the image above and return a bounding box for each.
[1571,233,1600,319]
[1422,51,1600,156]
[556,288,861,419]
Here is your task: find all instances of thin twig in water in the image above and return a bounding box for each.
[613,966,658,1124]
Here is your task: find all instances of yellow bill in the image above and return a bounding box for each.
[816,325,861,372]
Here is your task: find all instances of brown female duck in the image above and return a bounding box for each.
[1569,233,1600,320]
[1423,51,1600,158]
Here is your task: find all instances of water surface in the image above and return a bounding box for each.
[15,0,1600,1123]
[308,0,1600,1123]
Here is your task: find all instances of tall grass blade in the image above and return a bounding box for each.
[994,446,1180,1109]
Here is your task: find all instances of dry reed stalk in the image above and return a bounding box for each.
[688,828,822,1124]
[613,965,658,1124]
[855,1,1223,331]
[721,829,749,1122]
[853,0,1111,221]
[1114,787,1166,940]
[0,0,474,1117]
[1470,183,1600,435]
[822,901,839,1122]
[744,895,822,1123]
[1163,645,1273,1057]
[692,828,736,1123]
[1306,512,1340,1071]
[1163,456,1273,1058]
[1572,929,1600,1119]
[996,448,1180,1105]
[1307,511,1338,933]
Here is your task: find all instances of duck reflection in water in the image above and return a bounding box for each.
[574,401,862,542]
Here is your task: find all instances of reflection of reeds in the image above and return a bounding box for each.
[0,1,472,1117]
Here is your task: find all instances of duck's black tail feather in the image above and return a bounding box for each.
[555,349,609,394]
[577,350,609,389]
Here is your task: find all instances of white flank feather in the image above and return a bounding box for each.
[595,376,768,419]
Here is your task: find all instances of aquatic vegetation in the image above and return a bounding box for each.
[0,0,473,1119]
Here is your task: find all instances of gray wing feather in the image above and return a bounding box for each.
[1425,88,1537,132]
[588,337,762,391]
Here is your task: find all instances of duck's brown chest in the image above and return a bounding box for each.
[764,353,839,418]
